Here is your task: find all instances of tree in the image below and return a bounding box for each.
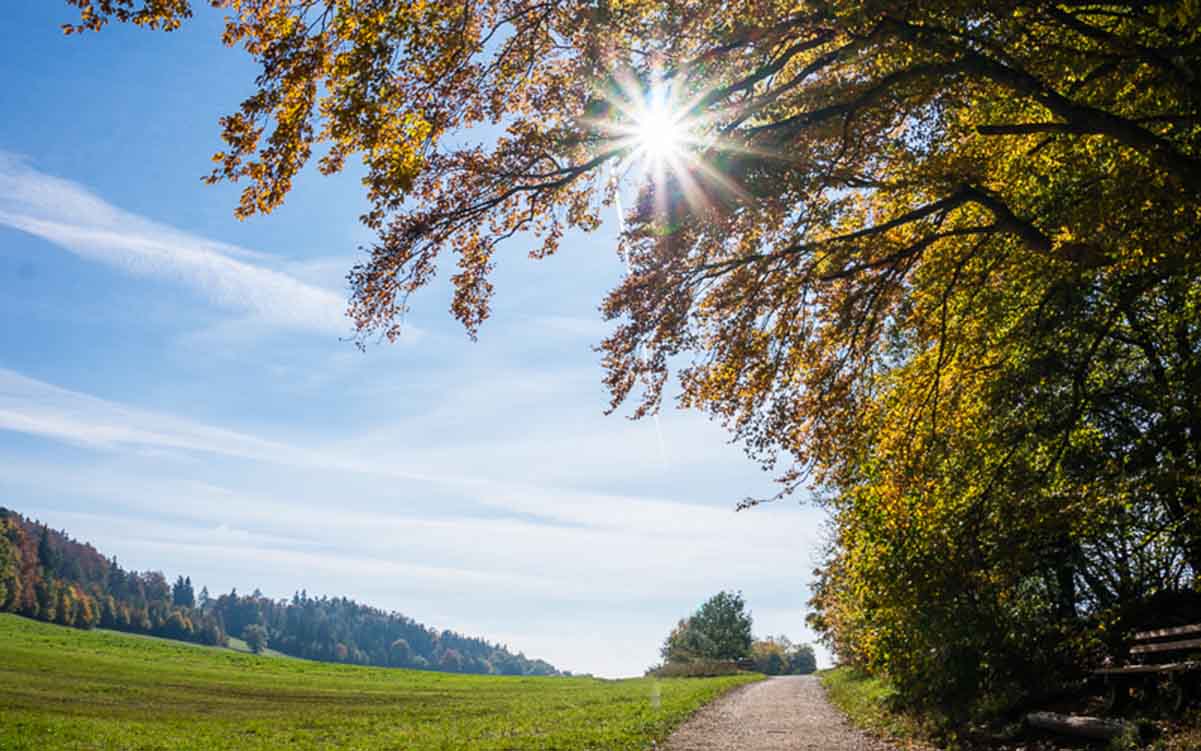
[389,638,412,667]
[54,585,75,627]
[243,624,269,654]
[172,575,195,608]
[61,0,1200,433]
[660,618,715,664]
[751,636,788,674]
[690,591,753,661]
[73,589,99,629]
[60,0,1201,711]
[163,609,193,640]
[35,579,58,623]
[37,526,58,575]
[0,520,21,611]
[787,644,816,675]
[438,648,464,672]
[748,635,817,674]
[662,591,753,663]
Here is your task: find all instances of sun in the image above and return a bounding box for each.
[594,76,698,174]
[591,72,746,215]
[632,91,688,165]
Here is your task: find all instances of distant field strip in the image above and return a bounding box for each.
[0,614,760,750]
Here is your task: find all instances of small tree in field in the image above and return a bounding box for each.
[661,591,753,664]
[690,591,753,661]
[243,624,268,654]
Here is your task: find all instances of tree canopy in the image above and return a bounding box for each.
[65,0,1200,714]
[660,590,753,663]
[242,623,269,654]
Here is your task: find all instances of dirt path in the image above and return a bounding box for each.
[662,675,896,751]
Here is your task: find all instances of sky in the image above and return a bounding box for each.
[0,2,830,677]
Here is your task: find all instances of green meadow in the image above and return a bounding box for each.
[0,614,759,750]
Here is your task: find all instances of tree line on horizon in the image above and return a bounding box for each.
[209,587,557,675]
[0,508,557,676]
[0,509,225,645]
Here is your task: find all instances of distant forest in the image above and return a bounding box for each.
[0,509,558,676]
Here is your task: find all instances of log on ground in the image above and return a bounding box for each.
[1026,712,1131,741]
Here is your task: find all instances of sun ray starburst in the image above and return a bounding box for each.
[585,71,757,219]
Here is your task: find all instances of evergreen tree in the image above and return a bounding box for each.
[172,575,195,608]
[37,526,57,575]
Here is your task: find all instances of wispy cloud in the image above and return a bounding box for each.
[0,154,348,334]
[0,367,434,486]
[0,365,799,535]
[0,367,307,460]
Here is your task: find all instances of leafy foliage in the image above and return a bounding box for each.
[687,591,754,661]
[241,623,268,654]
[750,635,816,675]
[660,591,753,664]
[0,614,761,750]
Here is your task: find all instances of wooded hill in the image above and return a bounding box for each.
[0,508,557,676]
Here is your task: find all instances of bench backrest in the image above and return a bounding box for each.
[1130,623,1201,656]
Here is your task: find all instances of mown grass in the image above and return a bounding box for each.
[0,613,760,750]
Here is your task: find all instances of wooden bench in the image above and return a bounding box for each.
[1094,623,1201,713]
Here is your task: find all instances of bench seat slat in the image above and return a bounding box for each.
[1094,661,1200,675]
[1133,623,1201,641]
[1130,637,1201,654]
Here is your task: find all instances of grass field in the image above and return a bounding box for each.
[0,614,760,750]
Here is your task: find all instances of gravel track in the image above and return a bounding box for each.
[662,675,896,751]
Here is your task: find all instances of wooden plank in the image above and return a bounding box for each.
[1026,712,1131,741]
[1094,661,1199,675]
[1130,637,1201,654]
[1133,623,1201,641]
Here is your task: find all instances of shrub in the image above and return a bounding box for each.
[646,660,742,678]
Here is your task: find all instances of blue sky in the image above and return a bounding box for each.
[0,1,829,676]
